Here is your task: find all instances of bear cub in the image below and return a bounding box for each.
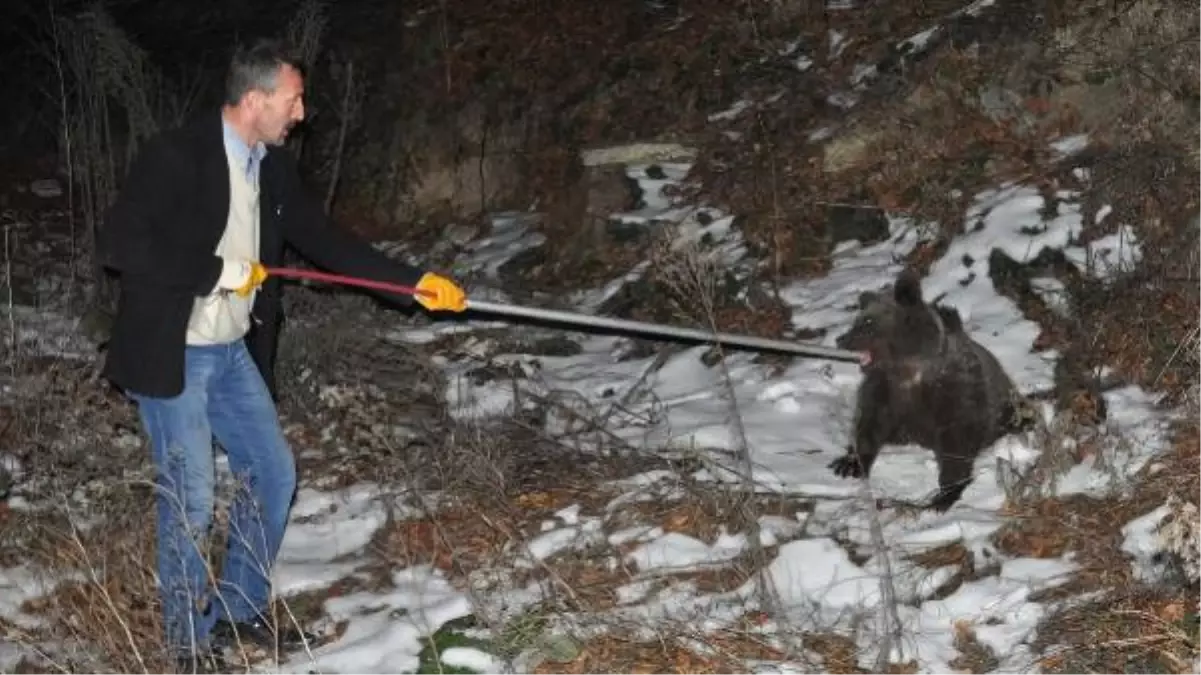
[829,267,1031,512]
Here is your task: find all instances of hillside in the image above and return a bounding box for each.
[0,0,1197,672]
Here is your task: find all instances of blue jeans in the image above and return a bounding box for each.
[129,340,297,655]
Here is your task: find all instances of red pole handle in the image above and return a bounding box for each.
[264,267,437,298]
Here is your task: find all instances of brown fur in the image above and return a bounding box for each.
[829,267,1030,511]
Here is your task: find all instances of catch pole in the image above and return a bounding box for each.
[464,299,864,363]
[265,267,866,365]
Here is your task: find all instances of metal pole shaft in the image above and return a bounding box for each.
[265,266,865,364]
[465,299,865,364]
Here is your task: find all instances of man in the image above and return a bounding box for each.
[100,38,467,669]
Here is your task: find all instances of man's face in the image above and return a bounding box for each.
[249,64,305,146]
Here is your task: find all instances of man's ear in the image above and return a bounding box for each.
[243,89,265,111]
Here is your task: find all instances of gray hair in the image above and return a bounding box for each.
[224,38,304,106]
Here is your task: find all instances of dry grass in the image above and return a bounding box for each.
[1047,0,1199,155]
[682,0,1200,289]
[50,2,209,313]
[2,0,1197,673]
[1009,410,1201,671]
[531,628,789,674]
[1033,590,1199,674]
[4,475,339,673]
[949,621,1001,673]
[361,461,808,611]
[690,1,1065,277]
[11,495,171,672]
[901,542,993,601]
[996,495,1143,572]
[1066,251,1199,406]
[369,502,513,580]
[798,632,920,674]
[994,408,1198,585]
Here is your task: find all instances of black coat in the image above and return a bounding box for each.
[100,109,427,399]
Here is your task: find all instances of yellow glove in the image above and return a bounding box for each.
[234,262,268,298]
[414,272,467,312]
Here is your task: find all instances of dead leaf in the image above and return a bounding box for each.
[1159,601,1187,622]
[663,510,693,533]
[516,492,557,509]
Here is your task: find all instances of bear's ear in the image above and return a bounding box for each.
[857,291,878,309]
[893,268,924,306]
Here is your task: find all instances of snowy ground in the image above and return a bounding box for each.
[255,143,1180,672]
[0,139,1187,674]
[0,14,1191,672]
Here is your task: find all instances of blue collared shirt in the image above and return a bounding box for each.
[222,119,267,186]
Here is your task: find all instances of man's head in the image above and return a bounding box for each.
[223,39,306,146]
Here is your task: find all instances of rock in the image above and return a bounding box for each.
[78,305,114,345]
[903,82,947,114]
[407,152,525,221]
[464,361,531,387]
[380,103,533,223]
[525,335,582,357]
[495,246,548,283]
[0,451,21,500]
[585,165,640,219]
[596,277,678,323]
[29,179,62,198]
[1,274,39,307]
[442,222,479,247]
[535,633,583,663]
[825,204,890,247]
[582,164,643,246]
[605,218,665,245]
[613,337,660,362]
[579,142,697,166]
[822,127,884,173]
[533,153,646,263]
[975,84,1031,127]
